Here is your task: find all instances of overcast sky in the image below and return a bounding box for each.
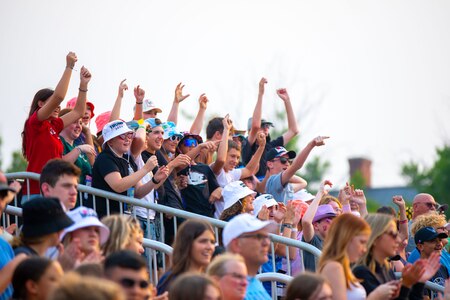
[1,0,450,187]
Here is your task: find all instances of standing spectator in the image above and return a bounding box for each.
[242,78,299,179]
[405,193,438,253]
[157,219,215,295]
[65,96,96,146]
[21,52,90,201]
[223,213,276,300]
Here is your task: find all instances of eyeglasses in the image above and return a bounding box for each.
[385,230,399,239]
[272,157,291,164]
[183,138,198,147]
[168,135,181,142]
[119,278,149,289]
[224,272,248,282]
[118,132,136,140]
[239,233,270,241]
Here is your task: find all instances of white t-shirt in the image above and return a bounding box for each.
[134,154,156,219]
[214,167,242,218]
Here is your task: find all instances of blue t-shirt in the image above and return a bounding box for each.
[0,237,14,300]
[245,276,271,300]
[261,254,284,295]
[408,248,450,271]
[265,173,294,204]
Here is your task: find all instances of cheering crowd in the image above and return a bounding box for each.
[1,51,450,300]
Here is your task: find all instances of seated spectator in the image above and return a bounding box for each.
[101,215,144,256]
[169,273,221,300]
[301,180,337,272]
[220,181,256,222]
[12,257,64,300]
[413,227,448,298]
[58,108,95,186]
[60,206,110,264]
[49,273,125,300]
[13,197,73,257]
[223,213,276,300]
[353,213,439,298]
[21,53,90,201]
[265,136,328,204]
[157,219,215,295]
[285,272,332,300]
[40,159,81,211]
[207,253,248,300]
[318,213,399,300]
[104,250,156,300]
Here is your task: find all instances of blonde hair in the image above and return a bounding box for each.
[49,273,125,300]
[411,213,445,236]
[101,215,142,256]
[206,253,245,277]
[319,213,370,288]
[320,195,342,209]
[357,213,395,273]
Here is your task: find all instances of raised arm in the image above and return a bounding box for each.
[302,180,331,242]
[276,88,299,144]
[37,52,77,121]
[281,136,329,186]
[190,93,208,135]
[240,132,266,178]
[167,82,190,124]
[185,141,218,161]
[247,77,267,145]
[351,188,368,218]
[393,195,408,242]
[60,66,90,127]
[210,115,232,175]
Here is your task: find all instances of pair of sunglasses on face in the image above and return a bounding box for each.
[182,138,198,147]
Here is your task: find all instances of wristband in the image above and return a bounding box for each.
[151,177,160,184]
[136,101,143,105]
[76,146,82,155]
[283,223,293,229]
[138,125,146,129]
[399,219,408,224]
[66,66,74,70]
[79,88,88,93]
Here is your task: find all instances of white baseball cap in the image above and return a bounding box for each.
[253,194,278,216]
[222,213,276,247]
[293,189,315,202]
[60,206,110,245]
[143,99,162,114]
[222,181,256,211]
[102,120,133,146]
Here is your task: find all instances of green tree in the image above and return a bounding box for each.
[6,150,27,173]
[299,156,330,186]
[401,145,450,205]
[349,170,367,189]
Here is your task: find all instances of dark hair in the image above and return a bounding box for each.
[22,88,55,159]
[376,206,396,217]
[219,200,245,221]
[161,219,214,288]
[12,257,55,299]
[169,273,221,300]
[285,272,329,300]
[206,117,224,140]
[40,159,81,189]
[227,139,240,152]
[104,250,146,275]
[59,108,72,117]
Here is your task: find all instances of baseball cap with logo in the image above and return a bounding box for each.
[266,146,296,161]
[222,181,256,211]
[102,120,133,146]
[415,226,448,245]
[143,99,162,114]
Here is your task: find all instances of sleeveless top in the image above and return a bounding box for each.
[347,283,367,300]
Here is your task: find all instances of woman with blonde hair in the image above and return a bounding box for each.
[353,213,440,299]
[101,215,144,256]
[319,213,398,299]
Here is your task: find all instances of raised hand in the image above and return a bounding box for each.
[144,155,158,172]
[276,88,290,102]
[258,205,269,221]
[273,202,287,224]
[174,82,190,103]
[222,114,233,131]
[392,195,406,209]
[80,66,92,85]
[199,93,208,110]
[256,132,266,147]
[170,154,191,169]
[311,136,329,147]
[66,51,78,69]
[118,79,128,98]
[284,201,296,225]
[338,182,352,206]
[134,85,145,103]
[319,180,333,195]
[351,188,367,205]
[200,141,219,152]
[259,77,267,94]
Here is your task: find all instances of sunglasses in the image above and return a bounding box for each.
[272,157,291,164]
[422,202,438,210]
[183,138,198,147]
[119,278,149,289]
[118,132,136,140]
[168,135,182,142]
[239,233,270,241]
[385,230,399,239]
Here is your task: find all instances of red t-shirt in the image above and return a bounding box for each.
[23,110,64,194]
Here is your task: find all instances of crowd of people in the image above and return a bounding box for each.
[1,51,450,300]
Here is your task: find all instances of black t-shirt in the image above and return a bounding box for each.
[90,148,137,218]
[177,164,220,217]
[156,150,183,210]
[241,135,284,178]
